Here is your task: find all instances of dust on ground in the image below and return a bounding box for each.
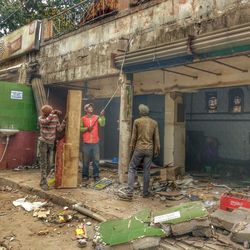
[0,188,95,250]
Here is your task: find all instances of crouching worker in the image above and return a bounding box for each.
[38,105,66,190]
[118,104,160,200]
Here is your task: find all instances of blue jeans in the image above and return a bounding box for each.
[82,143,100,178]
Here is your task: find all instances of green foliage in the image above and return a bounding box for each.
[0,0,81,36]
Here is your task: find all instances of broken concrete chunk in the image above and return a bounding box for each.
[211,208,250,231]
[230,222,250,244]
[160,166,181,181]
[210,209,242,231]
[171,218,211,237]
[132,237,161,250]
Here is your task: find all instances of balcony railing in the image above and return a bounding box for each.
[48,0,118,38]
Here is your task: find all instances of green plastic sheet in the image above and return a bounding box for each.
[153,201,208,225]
[98,209,165,246]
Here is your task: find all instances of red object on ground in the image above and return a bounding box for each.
[55,138,64,188]
[220,192,250,211]
[0,132,37,169]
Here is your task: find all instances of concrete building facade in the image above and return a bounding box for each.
[1,0,250,178]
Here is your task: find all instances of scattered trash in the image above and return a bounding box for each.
[93,178,113,190]
[203,200,217,208]
[48,177,55,188]
[156,191,184,201]
[37,230,49,236]
[13,198,47,212]
[9,237,15,242]
[176,177,194,188]
[187,194,201,201]
[33,208,50,219]
[75,224,87,239]
[47,169,55,188]
[58,211,73,223]
[78,238,87,248]
[86,222,92,226]
[1,186,13,192]
[211,183,232,191]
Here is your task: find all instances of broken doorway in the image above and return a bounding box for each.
[185,86,250,178]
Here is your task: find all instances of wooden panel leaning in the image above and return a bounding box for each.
[61,90,82,188]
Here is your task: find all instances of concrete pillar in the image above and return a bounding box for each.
[118,73,133,183]
[164,92,186,175]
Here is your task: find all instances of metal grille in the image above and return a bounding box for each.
[49,0,118,38]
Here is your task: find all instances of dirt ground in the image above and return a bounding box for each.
[1,169,249,250]
[0,189,95,250]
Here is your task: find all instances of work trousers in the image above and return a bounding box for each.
[39,140,54,187]
[127,149,153,196]
[82,143,100,178]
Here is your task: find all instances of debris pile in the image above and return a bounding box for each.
[94,201,211,248]
[211,207,250,246]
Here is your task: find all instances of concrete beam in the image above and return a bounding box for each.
[118,74,133,183]
[164,92,185,174]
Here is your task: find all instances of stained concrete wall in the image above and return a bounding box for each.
[185,86,250,161]
[38,0,250,86]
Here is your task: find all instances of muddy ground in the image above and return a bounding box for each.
[0,189,94,250]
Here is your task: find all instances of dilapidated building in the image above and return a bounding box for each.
[1,0,250,181]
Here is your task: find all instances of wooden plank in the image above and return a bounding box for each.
[31,78,47,114]
[61,90,82,188]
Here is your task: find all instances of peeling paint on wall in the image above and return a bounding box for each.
[33,0,250,84]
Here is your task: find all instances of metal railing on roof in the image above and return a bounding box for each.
[48,0,118,38]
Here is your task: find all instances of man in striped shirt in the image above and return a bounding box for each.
[38,105,66,190]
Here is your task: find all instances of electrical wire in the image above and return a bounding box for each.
[99,0,146,113]
[100,36,135,113]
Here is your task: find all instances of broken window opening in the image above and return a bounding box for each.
[229,88,244,113]
[206,92,217,113]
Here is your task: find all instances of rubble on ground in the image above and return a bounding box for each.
[211,207,250,245]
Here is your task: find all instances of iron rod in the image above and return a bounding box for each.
[213,60,248,73]
[184,65,221,76]
[162,68,197,79]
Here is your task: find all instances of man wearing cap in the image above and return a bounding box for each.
[81,103,105,182]
[118,104,160,200]
[38,105,66,190]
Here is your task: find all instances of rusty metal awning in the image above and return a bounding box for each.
[114,22,250,74]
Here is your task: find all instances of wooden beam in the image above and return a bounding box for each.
[61,90,82,188]
[31,78,47,115]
